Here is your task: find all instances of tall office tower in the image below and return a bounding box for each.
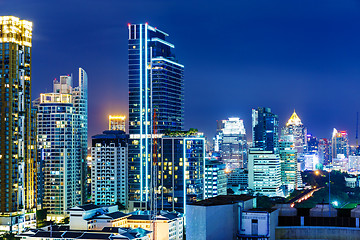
[214,117,247,169]
[307,133,319,154]
[331,129,349,161]
[36,69,87,222]
[318,138,330,165]
[252,107,279,153]
[279,135,298,192]
[282,110,307,156]
[91,130,128,207]
[204,159,227,199]
[109,115,126,131]
[158,135,205,215]
[0,16,37,232]
[128,23,184,202]
[248,148,282,197]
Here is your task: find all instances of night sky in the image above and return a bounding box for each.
[2,0,360,144]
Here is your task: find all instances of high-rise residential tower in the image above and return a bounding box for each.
[35,69,87,222]
[91,130,128,207]
[282,110,307,156]
[214,117,247,169]
[128,23,184,202]
[252,107,279,153]
[0,16,36,232]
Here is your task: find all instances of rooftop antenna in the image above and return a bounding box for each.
[356,112,359,147]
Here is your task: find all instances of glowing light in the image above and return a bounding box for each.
[332,201,339,207]
[286,110,302,126]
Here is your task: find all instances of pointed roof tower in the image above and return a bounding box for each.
[286,110,302,126]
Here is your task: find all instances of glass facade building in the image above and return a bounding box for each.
[128,23,184,202]
[0,16,37,232]
[252,107,279,153]
[158,136,205,215]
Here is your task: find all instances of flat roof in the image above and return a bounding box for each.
[189,195,255,206]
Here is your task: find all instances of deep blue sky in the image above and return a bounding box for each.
[2,0,360,143]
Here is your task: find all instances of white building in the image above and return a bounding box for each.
[204,159,227,198]
[68,204,183,240]
[304,153,319,171]
[35,69,88,222]
[248,148,283,197]
[91,130,128,207]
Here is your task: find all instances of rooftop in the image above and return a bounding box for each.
[189,195,255,206]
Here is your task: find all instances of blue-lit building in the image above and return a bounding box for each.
[127,23,184,202]
[252,107,279,153]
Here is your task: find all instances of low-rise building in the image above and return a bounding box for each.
[186,195,278,240]
[68,204,183,240]
[345,177,357,188]
[17,226,151,239]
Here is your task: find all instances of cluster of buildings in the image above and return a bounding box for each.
[1,14,360,240]
[0,17,209,237]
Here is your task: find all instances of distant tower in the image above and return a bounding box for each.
[109,115,126,131]
[331,128,349,160]
[282,110,307,156]
[214,117,247,169]
[252,107,279,153]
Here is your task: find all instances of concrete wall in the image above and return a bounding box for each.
[276,226,360,240]
[187,204,237,240]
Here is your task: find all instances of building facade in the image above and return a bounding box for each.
[0,16,36,232]
[109,115,126,132]
[331,128,349,161]
[252,107,279,153]
[248,148,282,197]
[128,23,184,203]
[204,159,227,199]
[91,130,128,207]
[214,117,247,169]
[36,70,87,222]
[158,135,205,215]
[279,135,298,192]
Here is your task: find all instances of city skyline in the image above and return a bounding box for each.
[2,0,360,143]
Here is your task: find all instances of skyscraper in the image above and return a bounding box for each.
[282,110,307,156]
[214,117,247,169]
[91,130,128,207]
[252,107,279,153]
[318,138,330,165]
[279,135,298,192]
[0,16,36,232]
[35,69,87,222]
[331,128,349,161]
[128,23,184,202]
